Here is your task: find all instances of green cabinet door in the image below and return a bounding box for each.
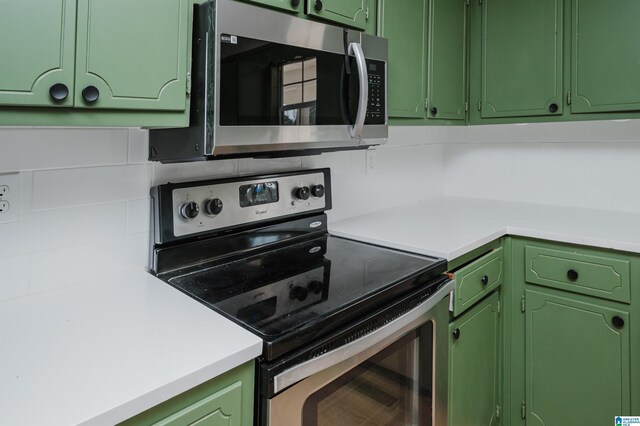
[449,292,500,426]
[525,289,630,425]
[74,0,190,111]
[306,0,368,30]
[119,361,254,426]
[427,0,467,121]
[481,0,563,118]
[241,0,301,14]
[571,0,640,113]
[380,0,427,118]
[0,0,76,107]
[154,382,243,426]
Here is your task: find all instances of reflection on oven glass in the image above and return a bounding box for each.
[302,327,433,426]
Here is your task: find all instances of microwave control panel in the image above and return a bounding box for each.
[365,59,386,125]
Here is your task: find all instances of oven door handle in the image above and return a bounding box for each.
[272,279,455,394]
[348,42,368,139]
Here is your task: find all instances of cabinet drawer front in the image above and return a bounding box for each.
[525,245,631,303]
[452,247,503,316]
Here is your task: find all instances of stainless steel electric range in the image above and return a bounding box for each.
[150,168,454,426]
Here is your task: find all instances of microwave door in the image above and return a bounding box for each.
[219,36,356,128]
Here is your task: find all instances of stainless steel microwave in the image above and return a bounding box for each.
[149,0,388,163]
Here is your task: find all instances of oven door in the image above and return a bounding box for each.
[267,283,451,426]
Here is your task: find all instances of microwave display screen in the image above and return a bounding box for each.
[239,182,279,207]
[219,35,385,127]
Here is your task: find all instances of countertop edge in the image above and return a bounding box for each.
[81,342,263,426]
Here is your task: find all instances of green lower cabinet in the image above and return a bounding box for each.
[449,292,501,426]
[524,288,630,424]
[119,361,254,426]
[509,238,640,425]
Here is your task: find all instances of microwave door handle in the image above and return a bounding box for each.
[348,42,368,139]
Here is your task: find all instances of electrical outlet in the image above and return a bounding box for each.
[366,148,377,175]
[0,172,20,224]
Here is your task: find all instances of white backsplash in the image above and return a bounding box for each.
[0,126,443,301]
[3,119,639,301]
[443,120,640,212]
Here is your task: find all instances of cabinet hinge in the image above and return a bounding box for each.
[186,72,192,96]
[465,101,469,112]
[479,0,483,5]
[521,401,526,419]
[365,6,370,20]
[424,98,429,110]
[567,91,572,105]
[497,300,501,314]
[521,294,526,312]
[496,405,501,419]
[477,100,482,111]
[465,0,470,6]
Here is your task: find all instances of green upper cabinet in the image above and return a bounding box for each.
[242,0,375,32]
[380,0,427,118]
[305,0,368,30]
[241,0,301,14]
[427,0,467,121]
[0,0,77,107]
[449,291,500,426]
[525,289,630,424]
[571,0,640,113]
[75,0,190,111]
[481,0,563,118]
[381,0,467,122]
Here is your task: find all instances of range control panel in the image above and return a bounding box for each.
[153,169,331,242]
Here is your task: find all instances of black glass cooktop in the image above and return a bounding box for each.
[162,233,446,360]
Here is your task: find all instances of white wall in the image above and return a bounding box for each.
[5,119,638,302]
[443,120,640,212]
[0,126,444,301]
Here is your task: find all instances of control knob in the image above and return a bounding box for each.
[289,286,309,302]
[311,184,325,198]
[204,198,223,216]
[295,186,310,201]
[307,280,323,294]
[179,201,200,220]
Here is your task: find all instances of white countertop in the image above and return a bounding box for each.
[329,196,640,260]
[0,270,262,426]
[5,196,640,426]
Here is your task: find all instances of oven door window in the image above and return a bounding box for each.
[301,325,433,426]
